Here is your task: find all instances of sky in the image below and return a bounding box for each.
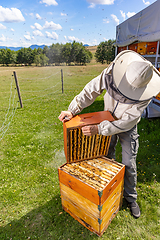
[0,0,157,48]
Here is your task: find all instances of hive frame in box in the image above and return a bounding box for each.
[63,110,115,163]
[58,111,125,236]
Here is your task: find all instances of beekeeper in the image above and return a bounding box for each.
[58,50,160,218]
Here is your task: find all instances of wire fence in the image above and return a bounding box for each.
[0,69,62,141]
[0,75,19,141]
[0,67,98,141]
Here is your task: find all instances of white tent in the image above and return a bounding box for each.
[115,0,160,47]
[115,0,160,118]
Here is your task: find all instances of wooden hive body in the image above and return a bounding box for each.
[58,111,125,236]
[146,41,158,55]
[137,42,147,55]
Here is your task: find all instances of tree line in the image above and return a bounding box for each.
[0,41,93,67]
[0,39,115,66]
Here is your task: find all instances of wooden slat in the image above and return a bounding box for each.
[100,194,123,233]
[100,180,124,218]
[69,130,73,162]
[88,136,92,158]
[61,195,100,233]
[77,128,81,160]
[100,165,125,205]
[73,129,77,160]
[60,182,99,218]
[58,167,100,205]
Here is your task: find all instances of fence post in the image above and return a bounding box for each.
[13,71,23,108]
[61,69,63,93]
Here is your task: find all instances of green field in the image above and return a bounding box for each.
[0,63,160,240]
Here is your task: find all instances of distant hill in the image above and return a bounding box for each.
[83,44,90,47]
[0,44,46,51]
[85,45,97,54]
[0,44,91,51]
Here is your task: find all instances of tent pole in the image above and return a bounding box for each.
[155,41,159,68]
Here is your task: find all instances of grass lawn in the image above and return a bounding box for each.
[0,63,160,240]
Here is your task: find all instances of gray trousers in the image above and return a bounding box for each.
[107,125,139,203]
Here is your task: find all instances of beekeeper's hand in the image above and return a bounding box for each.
[82,125,98,136]
[58,111,73,122]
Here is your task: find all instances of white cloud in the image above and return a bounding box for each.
[24,34,32,41]
[66,36,80,42]
[36,13,42,20]
[61,12,67,16]
[0,34,6,42]
[127,12,136,18]
[33,30,44,37]
[103,19,109,24]
[40,0,58,6]
[46,31,58,39]
[43,21,62,30]
[91,39,98,46]
[34,23,43,30]
[31,21,62,33]
[70,28,74,31]
[29,13,34,17]
[19,39,33,48]
[142,0,150,5]
[0,23,6,29]
[119,10,135,21]
[111,14,119,25]
[87,0,114,7]
[120,10,126,21]
[88,3,96,8]
[0,6,25,22]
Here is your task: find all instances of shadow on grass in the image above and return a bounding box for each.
[0,193,100,240]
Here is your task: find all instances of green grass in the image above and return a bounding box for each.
[0,64,160,240]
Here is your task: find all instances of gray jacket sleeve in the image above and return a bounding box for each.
[98,100,150,136]
[68,69,107,115]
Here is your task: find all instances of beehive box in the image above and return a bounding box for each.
[117,46,127,54]
[156,92,160,101]
[58,111,125,236]
[58,157,125,236]
[128,42,138,52]
[146,41,158,55]
[137,42,147,55]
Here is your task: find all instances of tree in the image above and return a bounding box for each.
[0,49,6,65]
[95,42,107,64]
[34,53,49,66]
[105,39,116,64]
[46,43,63,65]
[75,47,92,65]
[95,40,115,64]
[61,43,72,65]
[62,41,92,65]
[16,48,35,65]
[0,49,15,66]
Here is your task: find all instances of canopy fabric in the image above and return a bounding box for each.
[116,0,160,47]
